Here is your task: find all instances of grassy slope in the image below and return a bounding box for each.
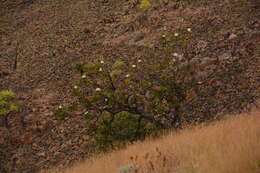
[44,109,260,173]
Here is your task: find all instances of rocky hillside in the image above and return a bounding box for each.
[0,0,259,172]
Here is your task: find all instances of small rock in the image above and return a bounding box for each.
[163,26,167,31]
[196,40,208,52]
[228,33,237,40]
[82,135,90,141]
[200,57,213,65]
[54,151,60,156]
[219,52,232,61]
[37,152,46,157]
[0,127,9,145]
[134,34,144,42]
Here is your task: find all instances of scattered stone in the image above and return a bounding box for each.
[228,33,238,40]
[0,127,10,145]
[196,40,208,52]
[37,152,46,157]
[218,52,232,61]
[163,26,167,31]
[134,34,145,42]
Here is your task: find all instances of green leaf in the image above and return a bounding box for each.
[112,60,125,69]
[110,69,123,78]
[140,0,151,9]
[75,62,85,74]
[55,108,70,121]
[85,63,99,75]
[0,91,21,116]
[0,91,15,100]
[9,104,18,112]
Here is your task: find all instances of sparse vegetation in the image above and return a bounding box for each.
[0,90,21,128]
[140,0,151,9]
[44,110,260,173]
[55,105,76,121]
[0,0,259,172]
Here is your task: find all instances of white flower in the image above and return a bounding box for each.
[74,85,78,89]
[187,28,192,32]
[100,60,104,64]
[126,74,130,78]
[84,111,89,115]
[138,59,142,63]
[174,33,179,37]
[58,105,63,109]
[105,98,108,102]
[132,64,136,68]
[95,88,101,91]
[162,34,166,38]
[99,68,103,72]
[173,53,178,57]
[81,74,86,79]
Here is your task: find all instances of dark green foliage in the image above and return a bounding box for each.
[54,105,76,121]
[69,29,197,150]
[86,111,156,150]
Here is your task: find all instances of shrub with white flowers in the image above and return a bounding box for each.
[65,28,197,150]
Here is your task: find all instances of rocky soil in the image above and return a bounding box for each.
[0,0,259,172]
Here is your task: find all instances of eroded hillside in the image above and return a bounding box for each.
[0,0,259,172]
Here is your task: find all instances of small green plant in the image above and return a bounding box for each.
[54,105,76,121]
[257,161,260,168]
[0,90,22,128]
[140,0,151,9]
[66,28,197,150]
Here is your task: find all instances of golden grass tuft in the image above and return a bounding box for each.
[43,109,260,173]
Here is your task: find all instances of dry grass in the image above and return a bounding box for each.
[42,109,260,173]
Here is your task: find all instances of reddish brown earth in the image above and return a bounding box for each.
[0,0,259,172]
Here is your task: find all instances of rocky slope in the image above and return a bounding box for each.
[0,0,259,172]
